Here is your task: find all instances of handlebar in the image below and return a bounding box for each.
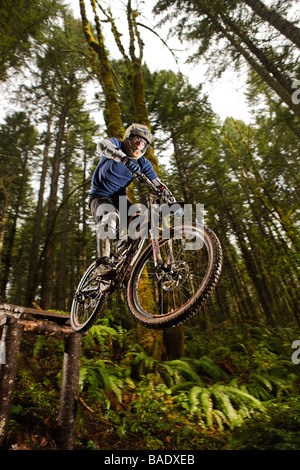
[133,171,178,205]
[133,171,159,192]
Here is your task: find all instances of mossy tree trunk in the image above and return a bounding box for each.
[79,0,124,138]
[79,0,184,359]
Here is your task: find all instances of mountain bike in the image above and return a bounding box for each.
[70,172,223,333]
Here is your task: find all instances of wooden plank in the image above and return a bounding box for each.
[0,305,80,450]
[19,319,73,337]
[0,303,70,322]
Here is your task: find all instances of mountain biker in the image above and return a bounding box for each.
[89,123,174,278]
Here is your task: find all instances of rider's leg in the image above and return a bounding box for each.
[96,211,119,258]
[96,236,110,259]
[89,196,119,278]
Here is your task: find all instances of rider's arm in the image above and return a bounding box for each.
[98,139,126,162]
[99,139,141,174]
[99,139,140,173]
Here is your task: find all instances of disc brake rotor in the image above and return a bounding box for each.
[156,261,189,291]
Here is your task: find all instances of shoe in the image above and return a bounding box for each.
[95,256,116,280]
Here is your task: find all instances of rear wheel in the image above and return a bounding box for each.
[70,262,109,333]
[126,225,222,329]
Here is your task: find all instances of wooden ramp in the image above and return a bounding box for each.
[0,303,82,450]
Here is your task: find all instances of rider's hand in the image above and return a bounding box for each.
[123,157,140,173]
[157,185,176,203]
[113,149,127,161]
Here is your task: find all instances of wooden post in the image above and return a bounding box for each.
[57,332,82,450]
[0,317,23,445]
[0,304,82,450]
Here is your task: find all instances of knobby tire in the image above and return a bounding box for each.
[126,225,222,329]
[70,262,108,333]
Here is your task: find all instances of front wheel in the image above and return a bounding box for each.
[126,225,222,329]
[70,262,109,333]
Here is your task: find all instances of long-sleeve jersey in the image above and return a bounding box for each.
[89,137,157,198]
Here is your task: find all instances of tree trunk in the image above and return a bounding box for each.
[202,4,300,118]
[214,179,275,323]
[40,97,70,310]
[57,333,82,450]
[172,135,193,202]
[244,0,300,49]
[0,317,23,445]
[222,26,300,118]
[26,103,53,307]
[79,0,124,138]
[0,150,29,299]
[0,200,8,268]
[56,129,71,311]
[221,12,294,95]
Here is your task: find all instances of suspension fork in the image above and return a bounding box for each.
[147,193,176,268]
[166,238,175,264]
[150,232,163,268]
[150,234,175,268]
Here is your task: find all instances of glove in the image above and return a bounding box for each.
[157,184,176,203]
[123,158,139,173]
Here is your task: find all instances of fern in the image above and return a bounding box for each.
[213,409,228,430]
[126,346,158,378]
[193,356,229,381]
[253,373,273,391]
[168,381,200,394]
[79,358,125,405]
[160,359,204,386]
[188,386,203,414]
[213,387,240,426]
[82,324,120,352]
[169,379,265,430]
[199,388,214,427]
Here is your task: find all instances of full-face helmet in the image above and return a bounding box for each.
[123,123,154,159]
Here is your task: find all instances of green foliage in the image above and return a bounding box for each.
[1,0,300,451]
[73,317,300,449]
[0,0,62,79]
[227,397,300,450]
[177,382,264,429]
[10,367,59,419]
[79,358,126,407]
[4,316,300,450]
[79,318,136,408]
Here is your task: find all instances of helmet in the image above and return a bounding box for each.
[123,123,154,159]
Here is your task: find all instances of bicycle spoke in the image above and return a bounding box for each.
[132,228,210,318]
[71,262,110,332]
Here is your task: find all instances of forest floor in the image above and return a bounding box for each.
[1,319,300,451]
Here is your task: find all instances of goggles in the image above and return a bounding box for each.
[130,135,147,149]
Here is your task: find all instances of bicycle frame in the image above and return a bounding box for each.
[111,174,178,287]
[112,199,162,286]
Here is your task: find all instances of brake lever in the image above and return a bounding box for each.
[133,171,157,191]
[133,172,178,205]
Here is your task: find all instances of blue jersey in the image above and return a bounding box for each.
[90,138,157,198]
